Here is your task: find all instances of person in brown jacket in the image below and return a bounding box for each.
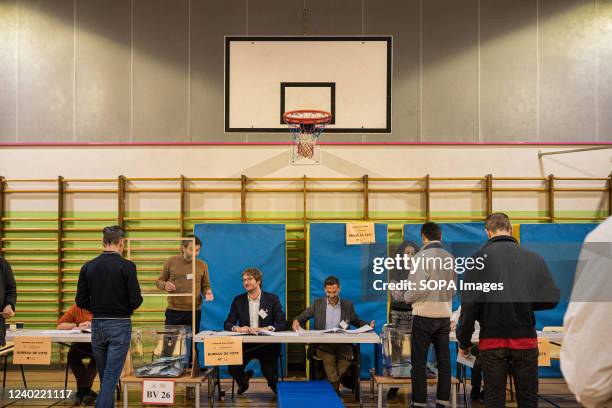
[156,234,213,335]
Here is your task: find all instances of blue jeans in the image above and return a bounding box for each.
[91,319,132,408]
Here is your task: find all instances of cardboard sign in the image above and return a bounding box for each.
[142,380,175,405]
[13,337,51,365]
[346,223,375,245]
[204,337,243,366]
[538,338,551,367]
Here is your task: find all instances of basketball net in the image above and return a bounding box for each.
[284,110,332,165]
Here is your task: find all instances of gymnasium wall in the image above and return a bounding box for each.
[2,0,612,143]
[1,145,610,217]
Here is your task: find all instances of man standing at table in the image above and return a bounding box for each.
[224,267,287,395]
[57,304,97,405]
[156,234,213,336]
[0,256,16,347]
[76,225,143,408]
[458,213,559,407]
[292,275,374,394]
[404,222,455,408]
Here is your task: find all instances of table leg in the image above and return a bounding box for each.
[123,383,128,408]
[355,344,361,402]
[196,383,200,408]
[377,384,382,408]
[374,343,380,374]
[216,367,223,401]
[452,382,457,408]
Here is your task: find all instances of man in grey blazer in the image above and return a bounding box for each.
[292,275,374,392]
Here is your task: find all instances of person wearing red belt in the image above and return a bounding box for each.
[457,213,560,408]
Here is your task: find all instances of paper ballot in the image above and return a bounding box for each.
[457,352,476,368]
[320,325,374,334]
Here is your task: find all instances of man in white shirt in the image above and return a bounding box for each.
[561,216,612,408]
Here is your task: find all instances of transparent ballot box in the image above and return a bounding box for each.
[381,323,412,378]
[131,325,192,378]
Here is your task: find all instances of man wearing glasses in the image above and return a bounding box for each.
[224,267,287,395]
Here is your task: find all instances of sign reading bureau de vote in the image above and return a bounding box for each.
[538,338,551,367]
[204,337,243,366]
[13,337,51,365]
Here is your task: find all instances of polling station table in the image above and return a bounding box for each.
[195,330,381,406]
[5,329,98,394]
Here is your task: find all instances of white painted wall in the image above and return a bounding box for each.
[1,146,610,214]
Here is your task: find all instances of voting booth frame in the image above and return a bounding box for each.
[119,237,205,406]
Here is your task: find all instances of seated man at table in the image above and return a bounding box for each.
[292,275,374,393]
[57,304,97,405]
[224,267,288,395]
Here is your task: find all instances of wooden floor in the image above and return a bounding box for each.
[0,370,582,407]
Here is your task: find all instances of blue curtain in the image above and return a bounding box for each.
[308,223,388,378]
[194,223,287,377]
[520,223,597,377]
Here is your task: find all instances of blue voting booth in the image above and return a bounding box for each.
[520,223,597,377]
[194,223,287,377]
[308,223,388,379]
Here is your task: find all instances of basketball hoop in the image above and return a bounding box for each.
[284,109,332,164]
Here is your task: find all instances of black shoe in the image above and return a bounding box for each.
[81,389,96,404]
[237,370,254,395]
[269,382,277,395]
[73,395,82,406]
[387,387,399,399]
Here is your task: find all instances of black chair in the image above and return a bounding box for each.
[1,343,27,389]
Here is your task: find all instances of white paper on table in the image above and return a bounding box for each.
[209,331,244,336]
[41,329,84,335]
[343,325,374,334]
[457,353,476,368]
[300,329,326,334]
[258,330,298,337]
[320,325,374,334]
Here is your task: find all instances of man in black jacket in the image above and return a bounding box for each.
[224,267,287,395]
[457,213,560,408]
[0,257,17,347]
[76,226,143,408]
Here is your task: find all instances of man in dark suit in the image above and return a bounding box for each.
[224,267,287,395]
[292,275,374,393]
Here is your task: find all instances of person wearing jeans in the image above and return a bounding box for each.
[76,226,143,408]
[91,319,132,407]
[404,222,456,408]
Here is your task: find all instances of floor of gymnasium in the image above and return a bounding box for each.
[0,370,582,407]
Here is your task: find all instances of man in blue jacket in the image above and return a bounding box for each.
[224,267,287,395]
